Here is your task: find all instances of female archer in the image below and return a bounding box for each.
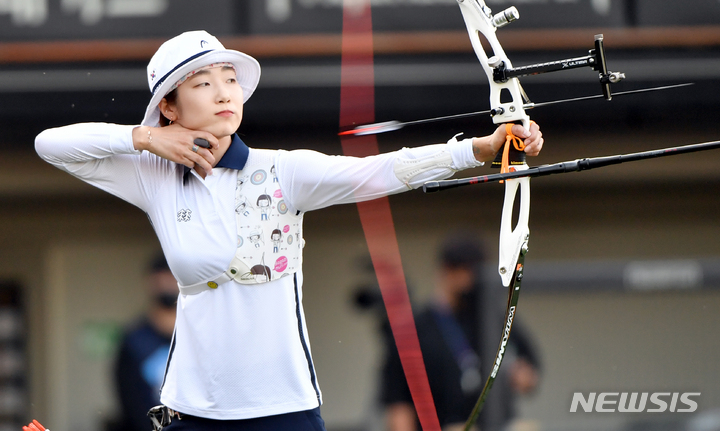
[35,30,543,431]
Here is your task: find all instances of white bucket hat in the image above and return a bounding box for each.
[141,30,261,127]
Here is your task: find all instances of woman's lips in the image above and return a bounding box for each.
[216,110,234,117]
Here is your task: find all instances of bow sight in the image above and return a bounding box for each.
[465,0,625,102]
[465,1,625,116]
[490,34,626,104]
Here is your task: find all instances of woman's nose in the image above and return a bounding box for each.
[216,86,230,103]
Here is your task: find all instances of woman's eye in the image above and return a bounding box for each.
[228,78,237,84]
[195,82,210,87]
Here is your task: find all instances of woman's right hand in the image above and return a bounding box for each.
[132,125,220,175]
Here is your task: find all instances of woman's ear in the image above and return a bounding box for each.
[158,98,177,123]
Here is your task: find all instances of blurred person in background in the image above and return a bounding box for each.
[114,253,178,431]
[380,233,540,431]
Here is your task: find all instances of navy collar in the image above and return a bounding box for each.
[183,134,250,181]
[216,134,250,170]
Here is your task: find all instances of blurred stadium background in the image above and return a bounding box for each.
[0,1,719,431]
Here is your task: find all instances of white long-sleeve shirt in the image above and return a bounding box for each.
[35,123,482,419]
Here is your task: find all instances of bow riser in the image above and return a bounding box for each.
[457,0,531,287]
[457,0,531,130]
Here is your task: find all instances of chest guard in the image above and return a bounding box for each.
[230,149,304,284]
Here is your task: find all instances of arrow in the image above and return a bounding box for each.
[338,83,694,136]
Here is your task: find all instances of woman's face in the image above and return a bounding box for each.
[166,65,243,138]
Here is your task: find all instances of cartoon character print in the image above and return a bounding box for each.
[249,264,272,283]
[257,192,272,221]
[235,196,252,217]
[236,174,249,192]
[271,228,282,253]
[231,163,303,284]
[248,227,263,248]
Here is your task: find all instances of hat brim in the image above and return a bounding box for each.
[141,49,261,127]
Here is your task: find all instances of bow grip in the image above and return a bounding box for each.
[490,143,527,168]
[490,122,528,169]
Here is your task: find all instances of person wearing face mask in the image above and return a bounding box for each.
[113,254,178,431]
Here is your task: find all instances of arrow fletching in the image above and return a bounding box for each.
[23,420,48,431]
[339,120,403,136]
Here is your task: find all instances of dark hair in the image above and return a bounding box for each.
[438,233,485,269]
[257,194,271,205]
[158,89,178,127]
[147,252,170,273]
[250,264,272,280]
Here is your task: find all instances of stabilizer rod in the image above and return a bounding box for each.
[423,139,720,193]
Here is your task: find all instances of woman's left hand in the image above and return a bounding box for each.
[473,122,544,163]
